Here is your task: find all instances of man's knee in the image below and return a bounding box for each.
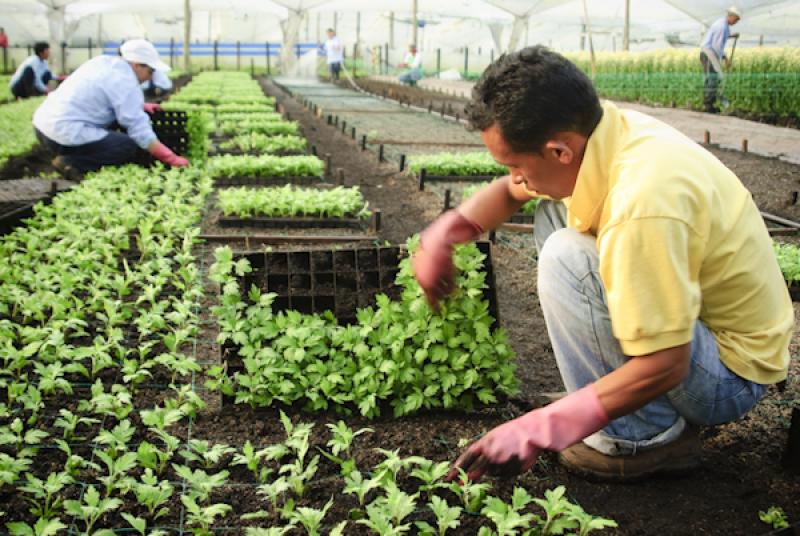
[537,228,598,291]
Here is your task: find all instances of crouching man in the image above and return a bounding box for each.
[414,46,792,482]
[33,39,188,177]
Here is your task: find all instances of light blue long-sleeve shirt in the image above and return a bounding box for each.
[9,55,51,93]
[33,55,157,149]
[701,17,730,60]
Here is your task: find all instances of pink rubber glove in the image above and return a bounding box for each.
[412,210,484,308]
[151,142,189,167]
[448,384,609,481]
[143,102,162,114]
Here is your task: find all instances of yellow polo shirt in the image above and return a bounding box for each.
[562,102,792,384]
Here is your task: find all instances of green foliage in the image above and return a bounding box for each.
[220,119,300,136]
[0,98,43,169]
[566,48,800,116]
[773,241,800,284]
[207,154,324,178]
[218,185,370,219]
[209,238,519,417]
[409,152,508,176]
[220,133,307,154]
[759,506,790,530]
[463,182,539,215]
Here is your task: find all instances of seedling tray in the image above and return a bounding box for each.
[0,201,35,236]
[417,168,500,190]
[222,241,499,374]
[217,213,375,230]
[213,176,324,187]
[150,110,189,156]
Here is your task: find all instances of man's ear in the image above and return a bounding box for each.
[543,138,574,165]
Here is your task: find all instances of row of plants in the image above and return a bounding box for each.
[463,182,539,215]
[0,97,43,169]
[408,152,508,177]
[773,241,800,285]
[0,164,217,532]
[207,154,324,178]
[218,185,371,219]
[168,71,276,107]
[566,47,800,115]
[219,133,307,154]
[208,238,519,417]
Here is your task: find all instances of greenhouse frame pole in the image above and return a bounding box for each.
[412,0,418,46]
[463,47,468,78]
[266,42,271,74]
[623,0,630,51]
[436,48,440,76]
[213,40,218,70]
[170,37,175,69]
[183,0,191,72]
[389,12,394,49]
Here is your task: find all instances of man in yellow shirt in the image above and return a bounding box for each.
[414,46,793,481]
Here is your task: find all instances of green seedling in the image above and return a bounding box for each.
[96,450,137,497]
[343,470,381,507]
[53,409,99,442]
[0,453,32,486]
[94,419,134,459]
[63,485,122,534]
[180,439,236,469]
[181,494,232,536]
[759,506,790,530]
[415,495,462,536]
[0,418,48,457]
[131,468,173,520]
[6,517,67,536]
[532,485,579,535]
[288,498,334,536]
[232,440,274,484]
[448,469,490,514]
[482,495,535,536]
[19,472,72,518]
[172,464,229,502]
[407,457,450,495]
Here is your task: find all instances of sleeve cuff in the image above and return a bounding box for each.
[618,328,694,357]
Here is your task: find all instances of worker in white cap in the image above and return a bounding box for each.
[699,6,741,113]
[32,38,189,177]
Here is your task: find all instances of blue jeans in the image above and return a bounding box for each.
[35,128,143,173]
[534,200,767,455]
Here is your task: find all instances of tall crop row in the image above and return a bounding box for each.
[566,47,800,116]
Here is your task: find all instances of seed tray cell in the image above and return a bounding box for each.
[232,242,498,327]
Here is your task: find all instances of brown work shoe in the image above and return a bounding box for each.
[559,427,702,482]
[51,156,83,182]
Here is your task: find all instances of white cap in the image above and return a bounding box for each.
[727,5,741,18]
[120,39,170,72]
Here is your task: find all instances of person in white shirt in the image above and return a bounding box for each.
[699,6,741,113]
[141,68,173,98]
[321,28,344,80]
[398,44,423,86]
[33,39,189,177]
[9,42,53,99]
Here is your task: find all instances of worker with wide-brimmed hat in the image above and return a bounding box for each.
[699,6,741,113]
[32,38,188,177]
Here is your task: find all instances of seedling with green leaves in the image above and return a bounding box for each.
[63,485,122,534]
[448,469,491,514]
[180,439,236,469]
[131,468,174,520]
[19,471,72,518]
[6,517,67,536]
[173,464,230,502]
[415,496,462,536]
[182,495,232,536]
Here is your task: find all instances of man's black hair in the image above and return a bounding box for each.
[466,45,603,154]
[34,41,50,56]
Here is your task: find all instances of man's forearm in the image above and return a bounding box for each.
[458,175,528,232]
[594,343,691,419]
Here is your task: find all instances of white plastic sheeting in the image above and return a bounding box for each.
[0,0,797,72]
